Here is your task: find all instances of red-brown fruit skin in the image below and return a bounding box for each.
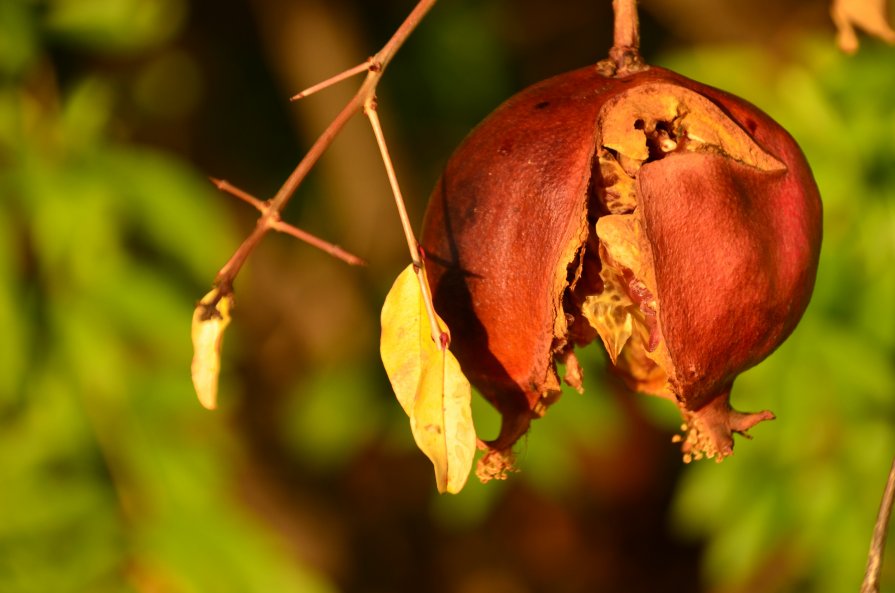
[420,64,822,451]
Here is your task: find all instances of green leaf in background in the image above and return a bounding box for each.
[0,0,38,78]
[282,364,386,471]
[0,4,337,592]
[44,0,187,54]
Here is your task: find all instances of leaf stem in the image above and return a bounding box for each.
[365,102,419,268]
[366,101,444,347]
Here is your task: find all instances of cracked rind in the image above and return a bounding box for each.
[599,83,787,173]
[420,67,614,453]
[420,64,822,464]
[592,82,820,458]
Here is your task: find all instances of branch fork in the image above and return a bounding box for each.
[206,0,444,348]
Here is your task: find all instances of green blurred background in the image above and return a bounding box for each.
[1,0,893,592]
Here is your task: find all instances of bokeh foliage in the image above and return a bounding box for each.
[1,0,893,592]
[0,1,333,591]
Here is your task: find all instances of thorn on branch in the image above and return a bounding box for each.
[270,220,366,266]
[210,177,267,211]
[290,59,374,101]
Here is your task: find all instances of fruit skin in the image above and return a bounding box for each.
[420,63,822,457]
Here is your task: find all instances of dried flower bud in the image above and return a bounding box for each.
[420,65,822,466]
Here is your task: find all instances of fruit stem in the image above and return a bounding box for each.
[608,0,646,75]
[613,0,639,52]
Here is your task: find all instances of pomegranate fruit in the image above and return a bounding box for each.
[420,63,822,468]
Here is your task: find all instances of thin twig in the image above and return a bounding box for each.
[861,456,895,593]
[270,220,366,266]
[214,222,268,291]
[266,0,437,216]
[366,100,445,347]
[210,177,266,211]
[212,0,438,290]
[290,59,372,101]
[209,178,365,277]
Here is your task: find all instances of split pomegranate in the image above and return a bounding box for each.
[420,63,822,468]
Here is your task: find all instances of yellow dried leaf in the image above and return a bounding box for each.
[380,264,476,494]
[832,0,895,53]
[380,266,422,416]
[412,344,477,493]
[191,288,233,410]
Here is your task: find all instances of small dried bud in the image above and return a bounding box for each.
[421,65,822,463]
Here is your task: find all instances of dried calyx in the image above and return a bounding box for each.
[420,63,822,477]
